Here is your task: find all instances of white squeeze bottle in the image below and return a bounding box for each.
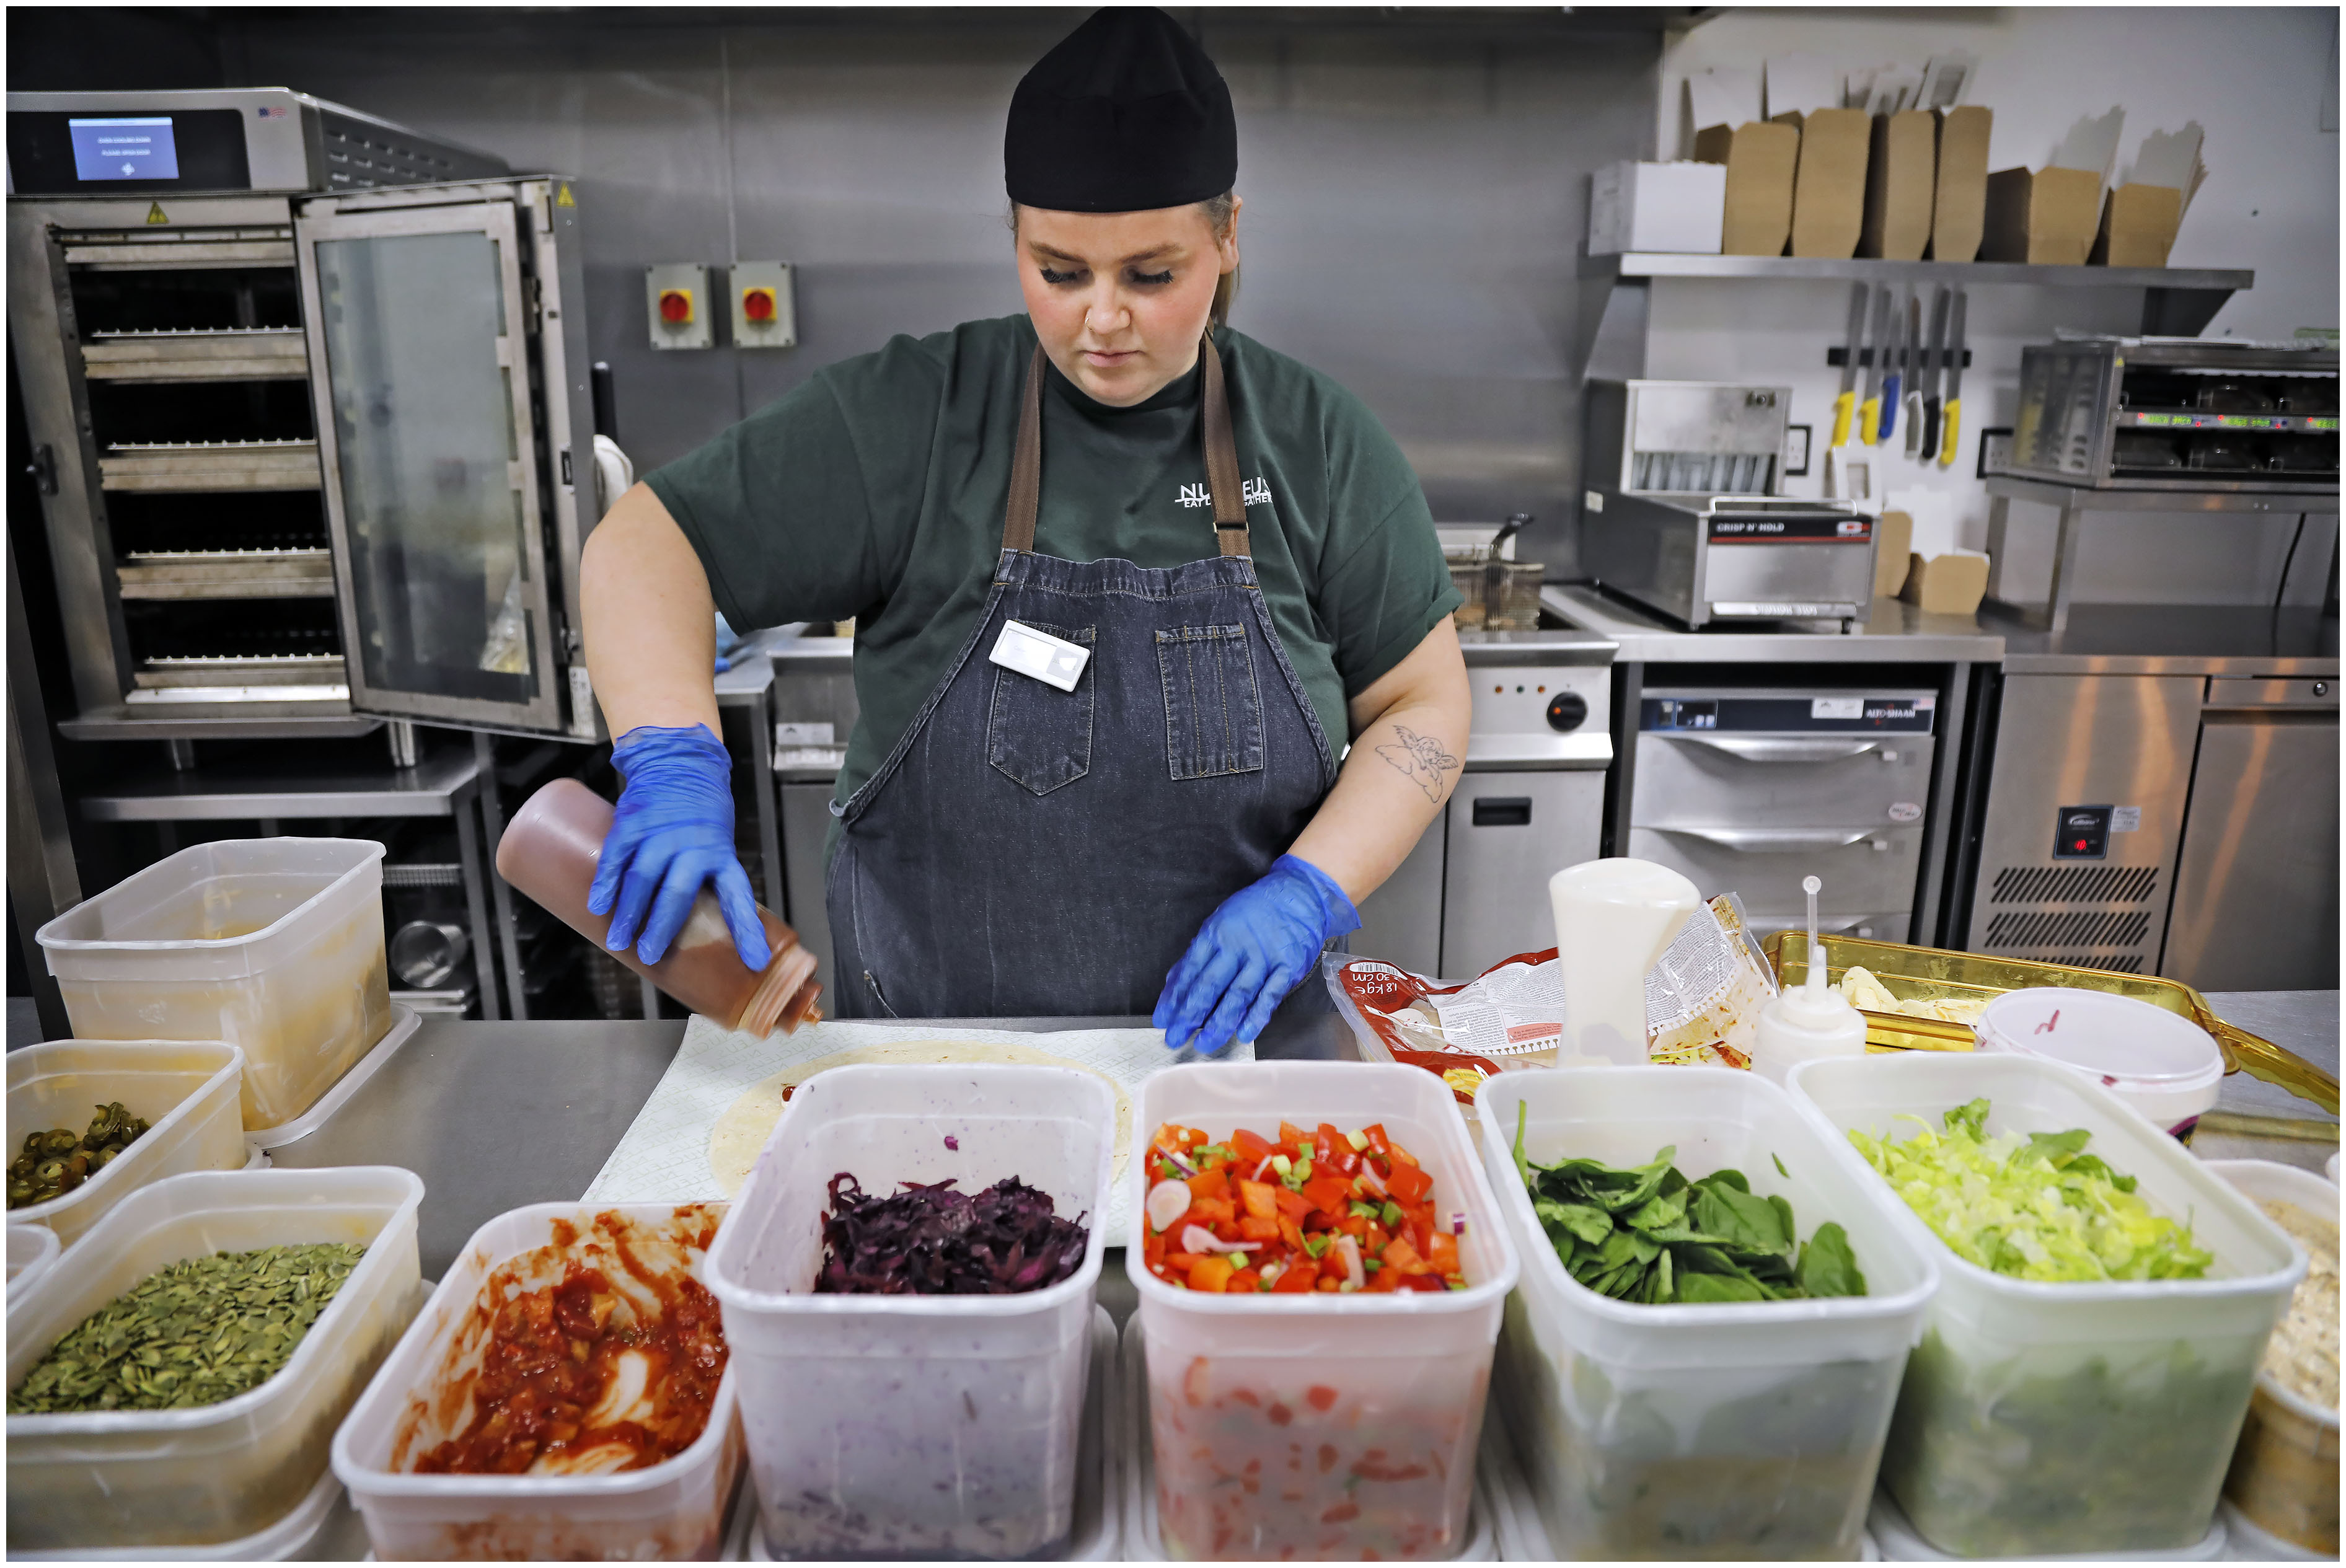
[1549,858,1702,1067]
[1752,876,1869,1085]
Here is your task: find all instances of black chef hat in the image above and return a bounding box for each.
[1005,7,1237,213]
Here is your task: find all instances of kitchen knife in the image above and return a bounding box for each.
[1830,281,1868,448]
[1858,286,1891,444]
[1902,291,1925,457]
[1877,289,1903,445]
[1918,286,1949,457]
[1939,289,1968,468]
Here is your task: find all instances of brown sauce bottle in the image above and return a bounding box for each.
[495,778,821,1035]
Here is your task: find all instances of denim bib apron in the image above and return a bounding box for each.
[825,336,1340,1018]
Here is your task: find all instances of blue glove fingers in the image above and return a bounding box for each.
[1161,940,1245,1050]
[632,850,713,966]
[585,814,651,918]
[601,830,676,955]
[712,858,773,972]
[1232,960,1301,1048]
[1189,953,1270,1057]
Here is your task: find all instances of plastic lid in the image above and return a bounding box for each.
[1977,987,2223,1088]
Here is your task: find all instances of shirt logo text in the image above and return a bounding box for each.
[1177,477,1273,509]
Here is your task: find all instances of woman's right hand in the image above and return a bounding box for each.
[587,725,772,971]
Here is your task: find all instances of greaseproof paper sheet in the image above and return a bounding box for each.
[580,1015,1250,1249]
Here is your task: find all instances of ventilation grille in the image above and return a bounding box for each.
[1984,911,2153,951]
[1991,865,2159,904]
[383,862,461,889]
[2002,953,2148,974]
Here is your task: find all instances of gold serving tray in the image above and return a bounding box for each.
[1762,932,2339,1117]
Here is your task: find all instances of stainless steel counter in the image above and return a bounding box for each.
[1542,582,2006,664]
[1990,603,2340,677]
[234,987,2336,1554]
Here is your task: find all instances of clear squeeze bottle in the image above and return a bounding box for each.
[1750,875,1867,1085]
[495,777,821,1035]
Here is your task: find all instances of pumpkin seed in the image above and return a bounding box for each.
[7,1242,367,1414]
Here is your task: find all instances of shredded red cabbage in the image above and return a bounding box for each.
[816,1173,1089,1295]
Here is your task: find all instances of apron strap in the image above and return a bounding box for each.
[1000,334,1250,558]
[1198,333,1250,558]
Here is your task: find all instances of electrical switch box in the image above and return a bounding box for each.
[730,260,796,349]
[645,262,711,350]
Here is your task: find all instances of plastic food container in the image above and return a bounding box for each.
[1119,1312,1499,1562]
[1476,1067,1936,1561]
[1788,1053,2305,1558]
[1126,1061,1520,1561]
[1975,987,2224,1137]
[335,1202,741,1560]
[5,1166,423,1551]
[705,1063,1116,1559]
[8,1461,347,1562]
[8,1222,62,1303]
[2203,1159,2339,1557]
[1867,1485,2226,1561]
[6,1040,247,1247]
[35,839,392,1130]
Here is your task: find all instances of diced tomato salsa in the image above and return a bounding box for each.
[1140,1121,1469,1296]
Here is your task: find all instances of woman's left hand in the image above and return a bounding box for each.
[1154,854,1359,1056]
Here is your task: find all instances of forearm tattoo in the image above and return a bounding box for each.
[1374,725,1460,803]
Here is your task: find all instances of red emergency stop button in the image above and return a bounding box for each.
[742,286,777,324]
[658,288,694,325]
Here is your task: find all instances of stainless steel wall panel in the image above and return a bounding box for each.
[230,13,1659,572]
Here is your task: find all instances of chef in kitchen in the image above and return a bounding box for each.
[578,6,1470,1055]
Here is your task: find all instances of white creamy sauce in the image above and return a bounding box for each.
[2257,1197,2339,1410]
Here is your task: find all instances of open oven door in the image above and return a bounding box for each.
[294,179,600,740]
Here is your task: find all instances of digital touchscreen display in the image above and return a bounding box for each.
[68,117,179,180]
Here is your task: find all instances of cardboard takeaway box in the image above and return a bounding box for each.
[1873,509,1915,599]
[1929,105,1991,262]
[1692,120,1800,256]
[2090,123,2207,267]
[1775,107,1871,258]
[1901,550,1990,616]
[1860,110,1936,260]
[1589,160,1727,255]
[1983,107,2123,265]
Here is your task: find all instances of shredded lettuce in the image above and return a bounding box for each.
[1848,1097,2212,1282]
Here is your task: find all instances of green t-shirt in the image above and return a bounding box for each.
[647,315,1458,821]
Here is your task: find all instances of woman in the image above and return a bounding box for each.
[581,7,1470,1055]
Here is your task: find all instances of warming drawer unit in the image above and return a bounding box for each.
[1628,686,1939,941]
[2007,338,2339,491]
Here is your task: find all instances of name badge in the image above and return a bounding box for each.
[989,619,1090,692]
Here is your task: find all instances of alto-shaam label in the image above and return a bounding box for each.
[1708,514,1874,543]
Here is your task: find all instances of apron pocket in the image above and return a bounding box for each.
[987,622,1095,796]
[1155,623,1266,780]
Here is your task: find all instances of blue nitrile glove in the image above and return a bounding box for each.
[587,725,770,971]
[713,612,742,674]
[1153,854,1360,1057]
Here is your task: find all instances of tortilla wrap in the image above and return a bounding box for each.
[707,1039,1133,1196]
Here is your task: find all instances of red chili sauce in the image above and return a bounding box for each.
[415,1246,728,1476]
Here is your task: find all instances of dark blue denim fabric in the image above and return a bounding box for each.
[826,548,1338,1019]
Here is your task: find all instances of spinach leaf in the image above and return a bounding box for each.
[1796,1222,1868,1298]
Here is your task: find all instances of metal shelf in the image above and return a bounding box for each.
[81,327,309,384]
[77,747,482,822]
[116,548,334,600]
[1576,255,2256,378]
[99,439,321,493]
[1580,253,2256,291]
[56,705,382,742]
